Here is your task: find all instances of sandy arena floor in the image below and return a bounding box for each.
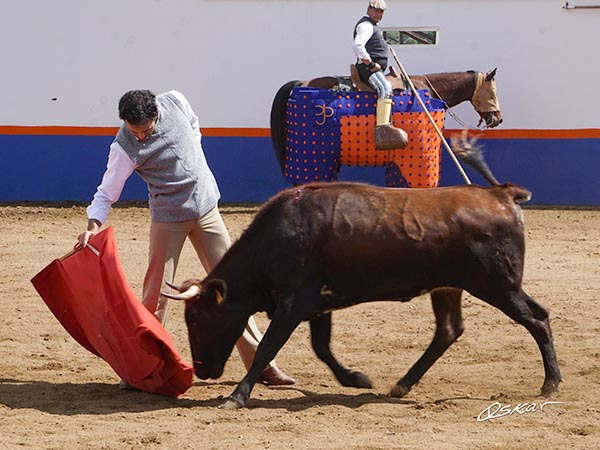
[0,202,598,449]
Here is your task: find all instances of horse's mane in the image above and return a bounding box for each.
[415,71,478,103]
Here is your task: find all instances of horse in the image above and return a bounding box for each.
[270,68,502,186]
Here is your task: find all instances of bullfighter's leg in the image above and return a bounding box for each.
[391,288,464,398]
[310,313,372,388]
[485,289,562,397]
[235,316,273,369]
[143,219,191,326]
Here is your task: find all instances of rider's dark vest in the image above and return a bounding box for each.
[354,16,388,70]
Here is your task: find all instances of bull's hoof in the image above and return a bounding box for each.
[390,383,411,398]
[340,370,372,388]
[541,379,561,398]
[374,124,408,150]
[218,397,245,409]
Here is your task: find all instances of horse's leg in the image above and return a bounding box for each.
[391,287,464,397]
[331,162,340,182]
[485,289,561,397]
[310,313,372,388]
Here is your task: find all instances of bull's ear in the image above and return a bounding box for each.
[203,279,227,305]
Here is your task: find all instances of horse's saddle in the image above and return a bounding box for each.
[301,66,408,93]
[349,65,408,92]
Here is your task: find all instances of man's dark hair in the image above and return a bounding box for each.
[118,90,158,125]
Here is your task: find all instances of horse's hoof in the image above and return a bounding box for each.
[218,398,244,409]
[390,383,411,398]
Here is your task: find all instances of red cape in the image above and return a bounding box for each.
[31,227,193,397]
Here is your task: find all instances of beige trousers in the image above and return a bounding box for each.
[141,206,275,371]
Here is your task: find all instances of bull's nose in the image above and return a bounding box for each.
[193,360,209,379]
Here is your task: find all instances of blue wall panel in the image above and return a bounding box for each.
[438,139,600,206]
[202,136,288,203]
[0,134,598,206]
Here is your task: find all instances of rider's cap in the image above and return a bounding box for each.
[369,0,387,10]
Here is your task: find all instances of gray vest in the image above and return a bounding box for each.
[354,16,388,70]
[115,92,220,222]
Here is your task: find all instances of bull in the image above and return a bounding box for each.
[167,175,562,409]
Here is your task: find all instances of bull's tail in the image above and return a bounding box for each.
[270,80,301,175]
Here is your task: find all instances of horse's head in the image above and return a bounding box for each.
[472,68,503,128]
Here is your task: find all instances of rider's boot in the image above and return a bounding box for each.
[374,97,408,150]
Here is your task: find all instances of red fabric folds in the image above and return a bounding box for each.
[31,227,193,397]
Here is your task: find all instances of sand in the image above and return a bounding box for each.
[0,202,598,449]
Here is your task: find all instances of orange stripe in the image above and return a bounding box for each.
[1,125,599,139]
[443,128,600,139]
[0,126,119,136]
[200,127,271,137]
[0,125,272,138]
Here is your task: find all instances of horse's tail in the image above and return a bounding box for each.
[270,80,301,175]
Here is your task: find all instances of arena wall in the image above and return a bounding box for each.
[1,0,598,205]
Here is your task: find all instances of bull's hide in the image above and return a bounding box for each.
[284,87,446,187]
[31,227,193,397]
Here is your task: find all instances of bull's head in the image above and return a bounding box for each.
[163,279,246,381]
[472,68,503,128]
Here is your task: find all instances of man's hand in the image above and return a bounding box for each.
[368,61,382,73]
[75,219,101,250]
[76,230,95,250]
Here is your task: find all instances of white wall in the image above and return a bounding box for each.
[1,0,598,129]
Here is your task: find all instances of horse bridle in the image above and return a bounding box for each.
[423,72,500,129]
[471,73,500,114]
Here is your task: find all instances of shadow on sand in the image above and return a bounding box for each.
[1,377,488,414]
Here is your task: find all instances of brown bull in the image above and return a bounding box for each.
[168,182,562,408]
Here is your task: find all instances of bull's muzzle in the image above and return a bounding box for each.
[193,360,210,379]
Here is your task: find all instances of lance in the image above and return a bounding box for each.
[389,47,471,184]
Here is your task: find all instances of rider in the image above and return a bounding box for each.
[353,0,408,150]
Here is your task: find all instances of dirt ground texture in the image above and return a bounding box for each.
[0,201,599,450]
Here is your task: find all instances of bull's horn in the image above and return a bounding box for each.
[161,283,201,301]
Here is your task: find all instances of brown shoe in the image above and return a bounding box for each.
[258,366,296,386]
[374,124,409,150]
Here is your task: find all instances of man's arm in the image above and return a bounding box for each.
[353,21,375,65]
[77,143,134,248]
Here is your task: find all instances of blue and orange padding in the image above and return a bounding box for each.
[284,87,446,187]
